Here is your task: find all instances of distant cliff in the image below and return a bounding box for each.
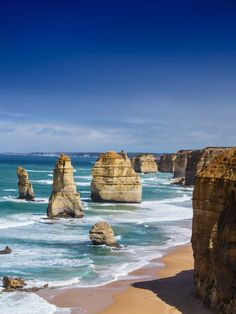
[158,154,175,173]
[192,148,236,313]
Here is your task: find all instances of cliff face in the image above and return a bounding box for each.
[184,150,202,186]
[172,150,192,181]
[91,151,142,203]
[197,147,229,173]
[173,147,230,186]
[158,154,174,173]
[132,154,157,173]
[47,154,83,218]
[17,167,35,200]
[192,148,236,313]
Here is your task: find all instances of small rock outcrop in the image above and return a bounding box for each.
[158,154,175,173]
[47,154,84,218]
[91,151,142,203]
[192,148,236,313]
[3,277,26,290]
[132,154,158,173]
[0,246,12,255]
[17,167,35,200]
[89,221,119,247]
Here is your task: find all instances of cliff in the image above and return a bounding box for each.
[91,151,142,203]
[17,167,35,200]
[47,154,84,218]
[132,154,157,173]
[158,154,175,173]
[172,150,192,183]
[192,148,236,313]
[184,150,202,186]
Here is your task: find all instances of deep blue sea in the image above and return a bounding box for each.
[0,154,193,313]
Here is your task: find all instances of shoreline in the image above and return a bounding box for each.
[38,243,212,314]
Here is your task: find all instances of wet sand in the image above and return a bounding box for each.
[38,244,212,314]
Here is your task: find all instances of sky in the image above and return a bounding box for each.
[0,0,236,153]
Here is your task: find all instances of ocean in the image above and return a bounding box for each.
[0,153,193,313]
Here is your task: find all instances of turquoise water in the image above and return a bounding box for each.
[0,154,193,313]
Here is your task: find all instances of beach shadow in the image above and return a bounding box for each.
[132,270,212,314]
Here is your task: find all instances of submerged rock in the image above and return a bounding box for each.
[91,151,142,203]
[47,154,84,218]
[132,154,158,173]
[192,148,236,313]
[17,167,35,200]
[157,154,175,173]
[3,277,26,290]
[0,246,12,255]
[89,221,119,247]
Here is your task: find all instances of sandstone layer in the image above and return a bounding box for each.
[132,154,157,173]
[157,154,175,173]
[47,154,83,218]
[91,151,142,203]
[192,148,236,313]
[17,166,35,200]
[89,221,119,247]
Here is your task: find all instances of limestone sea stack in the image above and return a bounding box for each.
[192,148,236,313]
[17,167,35,200]
[157,154,175,173]
[89,221,119,247]
[171,150,192,184]
[91,151,142,203]
[132,154,158,173]
[47,154,83,218]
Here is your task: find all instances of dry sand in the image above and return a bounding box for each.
[39,244,212,314]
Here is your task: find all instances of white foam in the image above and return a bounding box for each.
[0,214,40,229]
[2,189,17,192]
[0,292,70,314]
[32,179,53,185]
[26,169,53,173]
[0,196,48,204]
[75,182,90,186]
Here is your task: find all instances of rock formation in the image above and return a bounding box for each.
[172,150,192,184]
[3,277,26,290]
[184,150,202,186]
[17,167,35,200]
[47,154,84,218]
[132,154,158,173]
[158,154,175,173]
[0,246,12,255]
[192,148,236,313]
[91,151,142,203]
[89,221,119,247]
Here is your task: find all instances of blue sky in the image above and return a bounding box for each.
[0,0,236,152]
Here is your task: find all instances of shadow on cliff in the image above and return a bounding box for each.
[132,270,212,314]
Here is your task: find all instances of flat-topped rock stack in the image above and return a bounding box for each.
[132,154,157,173]
[17,166,35,200]
[157,154,175,173]
[47,154,84,218]
[91,151,142,203]
[192,148,236,313]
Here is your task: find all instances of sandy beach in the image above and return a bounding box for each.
[39,244,212,314]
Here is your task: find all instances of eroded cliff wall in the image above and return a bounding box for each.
[192,148,236,313]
